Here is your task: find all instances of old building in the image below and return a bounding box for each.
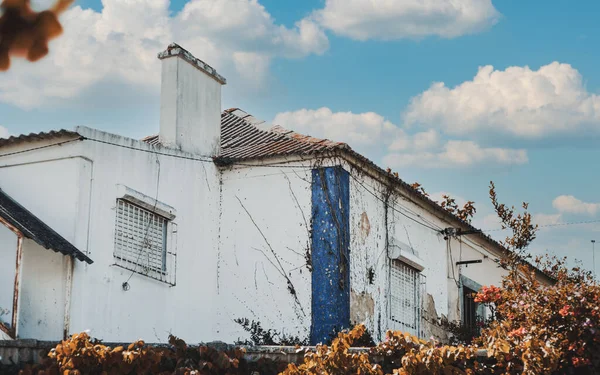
[0,44,551,344]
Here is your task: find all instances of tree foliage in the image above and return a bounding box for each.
[406,180,476,224]
[12,182,600,374]
[0,0,73,71]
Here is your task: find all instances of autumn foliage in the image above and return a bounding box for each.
[10,181,600,374]
[0,0,72,71]
[17,332,287,375]
[17,258,600,374]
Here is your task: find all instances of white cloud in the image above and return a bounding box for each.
[176,1,328,59]
[273,107,527,168]
[389,129,440,152]
[273,107,399,147]
[232,52,271,84]
[0,0,329,109]
[0,126,9,139]
[404,62,600,139]
[533,213,563,226]
[311,0,500,41]
[384,140,527,168]
[479,213,502,230]
[553,195,600,216]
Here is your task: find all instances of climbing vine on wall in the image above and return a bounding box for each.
[385,168,478,224]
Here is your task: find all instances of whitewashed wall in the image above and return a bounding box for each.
[0,127,223,343]
[216,164,313,342]
[0,225,17,331]
[346,168,388,340]
[66,127,222,343]
[17,240,69,340]
[0,130,509,344]
[345,161,509,339]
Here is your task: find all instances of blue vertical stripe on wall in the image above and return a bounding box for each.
[310,166,350,345]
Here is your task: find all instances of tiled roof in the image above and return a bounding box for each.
[141,110,517,255]
[141,108,349,162]
[144,109,552,281]
[0,111,550,280]
[0,189,93,264]
[0,130,80,148]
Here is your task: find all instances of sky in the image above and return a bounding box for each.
[2,0,600,274]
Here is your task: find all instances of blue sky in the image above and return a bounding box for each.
[2,0,600,273]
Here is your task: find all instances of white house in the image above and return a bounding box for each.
[0,44,551,344]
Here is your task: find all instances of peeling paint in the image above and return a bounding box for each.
[422,293,450,343]
[358,212,371,244]
[350,291,374,325]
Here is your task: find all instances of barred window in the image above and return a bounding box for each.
[114,199,169,278]
[390,259,422,336]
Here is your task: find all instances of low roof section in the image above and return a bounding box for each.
[0,188,92,264]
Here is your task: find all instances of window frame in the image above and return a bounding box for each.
[389,259,424,336]
[113,198,169,274]
[459,275,486,336]
[112,185,177,286]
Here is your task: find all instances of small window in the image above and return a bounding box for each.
[462,286,485,339]
[114,199,173,283]
[390,259,422,336]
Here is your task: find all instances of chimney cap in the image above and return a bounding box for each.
[158,43,227,85]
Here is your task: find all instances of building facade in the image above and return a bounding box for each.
[0,44,549,345]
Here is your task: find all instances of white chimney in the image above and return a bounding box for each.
[158,43,226,156]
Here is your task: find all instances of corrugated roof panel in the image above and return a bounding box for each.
[0,189,93,264]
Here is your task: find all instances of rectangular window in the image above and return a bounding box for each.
[114,199,169,278]
[462,286,478,328]
[462,285,485,339]
[390,259,422,336]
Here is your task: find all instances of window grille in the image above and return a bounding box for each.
[390,259,423,336]
[113,199,176,285]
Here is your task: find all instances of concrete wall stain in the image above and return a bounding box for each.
[359,212,370,244]
[350,290,374,326]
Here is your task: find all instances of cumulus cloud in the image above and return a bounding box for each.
[389,129,440,152]
[311,0,500,41]
[1,0,329,109]
[0,126,9,139]
[273,107,399,147]
[384,140,527,168]
[553,195,600,216]
[273,107,527,168]
[404,62,600,139]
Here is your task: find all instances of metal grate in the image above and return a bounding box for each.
[114,199,175,284]
[390,259,422,336]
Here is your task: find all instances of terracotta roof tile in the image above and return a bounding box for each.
[141,108,349,161]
